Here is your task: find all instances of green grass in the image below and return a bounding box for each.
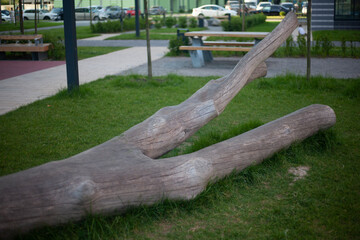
[3,46,127,61]
[77,46,128,60]
[207,22,279,42]
[1,74,359,239]
[106,27,207,40]
[313,30,360,42]
[0,20,63,32]
[35,26,99,39]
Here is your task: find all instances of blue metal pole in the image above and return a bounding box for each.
[135,0,140,37]
[62,0,79,92]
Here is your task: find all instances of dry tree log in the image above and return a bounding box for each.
[0,13,336,238]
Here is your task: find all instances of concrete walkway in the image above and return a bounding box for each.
[0,46,167,115]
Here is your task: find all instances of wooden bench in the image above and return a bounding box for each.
[179,31,268,68]
[0,34,52,61]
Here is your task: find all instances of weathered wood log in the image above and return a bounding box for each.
[0,13,335,238]
[0,105,336,238]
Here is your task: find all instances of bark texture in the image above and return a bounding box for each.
[0,13,336,238]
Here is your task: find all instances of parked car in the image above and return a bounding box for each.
[1,10,10,16]
[281,2,295,12]
[42,8,63,20]
[126,7,141,16]
[74,7,107,20]
[302,2,308,15]
[149,6,166,15]
[192,5,237,18]
[23,9,49,20]
[49,8,63,20]
[224,1,238,10]
[261,5,289,16]
[106,6,122,18]
[256,2,272,10]
[1,13,11,22]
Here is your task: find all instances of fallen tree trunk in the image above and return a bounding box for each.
[0,13,336,238]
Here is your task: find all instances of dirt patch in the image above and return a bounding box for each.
[288,166,310,183]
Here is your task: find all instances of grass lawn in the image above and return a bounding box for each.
[35,25,99,39]
[313,30,360,42]
[106,27,207,40]
[0,74,359,239]
[0,20,63,32]
[206,22,279,42]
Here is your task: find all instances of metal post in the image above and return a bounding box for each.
[19,0,24,34]
[306,0,311,81]
[34,0,37,34]
[135,0,140,37]
[144,0,152,78]
[63,0,80,92]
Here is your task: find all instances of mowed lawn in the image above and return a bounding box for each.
[0,74,359,239]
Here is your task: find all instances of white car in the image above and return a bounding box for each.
[43,8,62,20]
[192,5,237,18]
[1,13,11,22]
[75,7,107,20]
[256,2,272,10]
[23,9,49,20]
[302,2,308,15]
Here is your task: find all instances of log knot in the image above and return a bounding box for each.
[70,178,97,205]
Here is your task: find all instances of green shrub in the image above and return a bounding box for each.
[221,14,266,31]
[189,17,197,28]
[165,16,176,28]
[168,37,188,56]
[280,11,286,17]
[43,33,65,60]
[341,38,347,57]
[91,18,146,33]
[297,35,306,56]
[178,16,188,28]
[285,36,294,56]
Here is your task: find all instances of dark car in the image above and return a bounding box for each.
[261,5,289,16]
[281,2,295,12]
[149,6,166,15]
[106,6,122,18]
[1,10,10,16]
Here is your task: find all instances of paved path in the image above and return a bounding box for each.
[0,46,167,115]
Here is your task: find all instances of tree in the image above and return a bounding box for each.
[0,13,336,239]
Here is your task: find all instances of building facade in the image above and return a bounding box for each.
[312,0,360,30]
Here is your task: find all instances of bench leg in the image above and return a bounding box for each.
[31,52,48,61]
[203,50,213,63]
[0,52,5,60]
[31,52,39,61]
[189,50,205,68]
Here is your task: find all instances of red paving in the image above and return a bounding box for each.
[0,60,65,80]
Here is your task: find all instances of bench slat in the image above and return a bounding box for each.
[0,34,43,41]
[203,41,255,47]
[179,46,252,52]
[0,43,51,52]
[184,31,268,38]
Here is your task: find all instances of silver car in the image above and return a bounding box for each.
[75,7,107,20]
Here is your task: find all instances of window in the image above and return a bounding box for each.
[335,0,360,19]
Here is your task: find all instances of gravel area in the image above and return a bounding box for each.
[122,56,360,79]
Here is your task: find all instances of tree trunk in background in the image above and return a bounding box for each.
[19,0,24,34]
[306,0,311,81]
[34,1,37,34]
[144,0,152,78]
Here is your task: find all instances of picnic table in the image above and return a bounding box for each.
[180,31,269,68]
[0,34,52,61]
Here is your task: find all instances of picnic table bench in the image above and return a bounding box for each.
[179,31,268,68]
[0,34,52,61]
